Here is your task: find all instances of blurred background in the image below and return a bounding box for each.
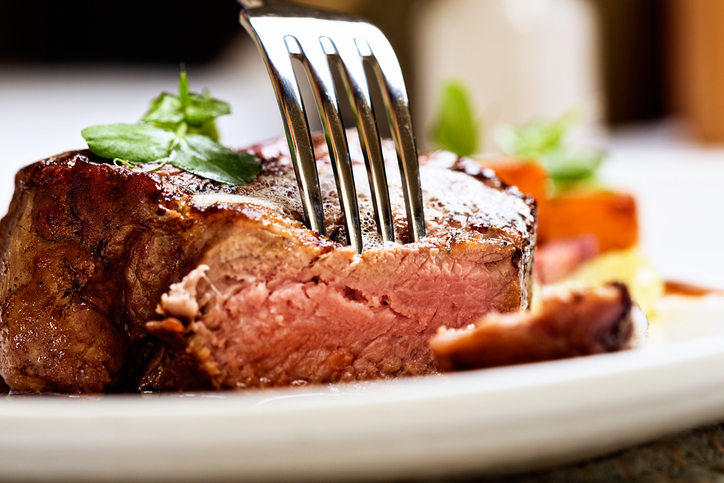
[1,0,724,285]
[1,0,721,152]
[2,0,724,150]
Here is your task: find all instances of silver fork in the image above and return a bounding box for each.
[238,0,425,253]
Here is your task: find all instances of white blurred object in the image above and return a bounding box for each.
[412,0,603,150]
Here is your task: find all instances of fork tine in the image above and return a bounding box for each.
[240,15,326,237]
[240,2,426,248]
[355,34,426,243]
[286,36,363,254]
[326,37,396,244]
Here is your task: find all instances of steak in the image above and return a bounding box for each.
[0,133,536,393]
[430,283,648,371]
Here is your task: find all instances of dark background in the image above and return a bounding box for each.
[0,0,670,126]
[0,0,242,64]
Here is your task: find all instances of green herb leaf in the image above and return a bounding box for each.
[431,80,479,157]
[496,110,580,158]
[170,134,262,185]
[185,93,231,126]
[141,76,230,136]
[179,68,190,108]
[494,109,603,193]
[141,91,230,128]
[141,93,184,124]
[541,149,603,183]
[81,124,175,163]
[82,69,261,186]
[188,120,220,142]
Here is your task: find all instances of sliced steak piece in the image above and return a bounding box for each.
[0,133,536,393]
[429,283,648,371]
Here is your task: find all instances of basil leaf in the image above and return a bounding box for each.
[141,93,184,124]
[187,120,220,142]
[82,69,261,186]
[185,93,231,126]
[81,123,175,163]
[431,80,479,157]
[140,89,229,132]
[170,134,262,185]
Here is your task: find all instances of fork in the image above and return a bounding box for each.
[238,0,425,253]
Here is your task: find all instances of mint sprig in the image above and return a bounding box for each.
[81,70,261,186]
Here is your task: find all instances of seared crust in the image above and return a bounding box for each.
[0,134,536,393]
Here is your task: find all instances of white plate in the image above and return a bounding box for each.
[1,295,724,482]
[2,117,724,481]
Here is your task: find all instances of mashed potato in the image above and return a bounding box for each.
[533,247,664,318]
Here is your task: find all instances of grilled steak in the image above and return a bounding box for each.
[0,133,536,393]
[430,283,648,371]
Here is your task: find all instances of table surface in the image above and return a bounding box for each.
[482,421,724,482]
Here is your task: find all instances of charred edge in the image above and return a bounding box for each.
[451,157,507,191]
[135,343,214,393]
[522,192,538,310]
[461,160,538,311]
